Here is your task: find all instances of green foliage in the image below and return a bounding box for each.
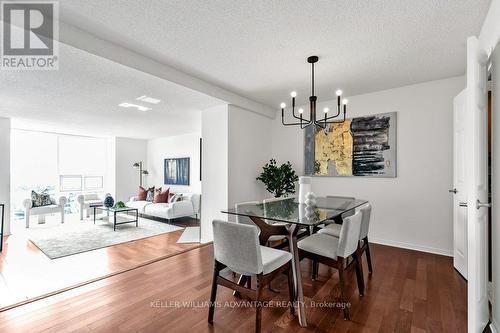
[256,159,299,198]
[114,201,126,209]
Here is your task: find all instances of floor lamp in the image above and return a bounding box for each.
[133,161,149,187]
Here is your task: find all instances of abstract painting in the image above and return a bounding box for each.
[164,157,190,185]
[305,112,397,177]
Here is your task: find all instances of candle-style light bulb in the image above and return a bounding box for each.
[342,99,348,113]
[336,89,343,96]
[280,102,286,109]
[298,108,304,114]
[323,107,329,113]
[290,91,297,98]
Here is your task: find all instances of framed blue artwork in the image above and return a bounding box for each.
[164,157,190,185]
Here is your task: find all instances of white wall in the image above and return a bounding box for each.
[115,137,147,202]
[147,132,201,194]
[201,105,228,243]
[228,105,273,208]
[272,76,465,256]
[0,118,10,236]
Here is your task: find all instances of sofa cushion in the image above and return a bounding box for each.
[154,187,169,203]
[144,203,172,218]
[138,186,147,201]
[146,187,155,202]
[169,193,183,203]
[85,199,103,207]
[30,204,61,215]
[126,200,151,213]
[31,190,52,207]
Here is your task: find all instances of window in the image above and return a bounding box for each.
[84,176,103,190]
[60,175,82,192]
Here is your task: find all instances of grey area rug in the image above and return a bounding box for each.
[28,217,183,259]
[176,226,200,243]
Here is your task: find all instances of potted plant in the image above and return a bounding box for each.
[256,159,299,198]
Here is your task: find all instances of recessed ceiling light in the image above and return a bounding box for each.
[118,102,151,112]
[136,95,161,104]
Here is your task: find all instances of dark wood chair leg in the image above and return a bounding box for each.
[208,261,221,324]
[312,260,319,280]
[365,237,373,274]
[353,253,365,296]
[338,258,350,320]
[246,276,252,289]
[287,265,295,315]
[255,274,263,333]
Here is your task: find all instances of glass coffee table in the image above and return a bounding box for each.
[93,206,139,231]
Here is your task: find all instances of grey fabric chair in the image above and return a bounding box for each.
[262,197,290,243]
[235,201,261,226]
[209,220,295,333]
[319,203,373,274]
[297,210,365,320]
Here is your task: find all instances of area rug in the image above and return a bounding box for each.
[176,226,200,243]
[28,217,183,259]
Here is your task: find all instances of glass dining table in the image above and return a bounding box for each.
[222,196,368,327]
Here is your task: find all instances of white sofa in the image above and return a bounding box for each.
[76,193,111,220]
[23,196,67,228]
[126,193,200,222]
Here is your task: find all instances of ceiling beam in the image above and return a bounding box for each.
[58,22,276,119]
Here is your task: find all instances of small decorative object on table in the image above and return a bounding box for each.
[305,192,316,207]
[114,201,126,209]
[298,176,312,204]
[104,195,114,208]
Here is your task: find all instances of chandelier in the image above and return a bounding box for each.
[281,56,348,129]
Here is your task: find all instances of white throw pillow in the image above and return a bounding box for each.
[169,193,183,203]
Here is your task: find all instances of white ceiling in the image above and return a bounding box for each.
[59,0,491,107]
[0,43,223,139]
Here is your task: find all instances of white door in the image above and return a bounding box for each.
[453,89,468,279]
[466,36,490,333]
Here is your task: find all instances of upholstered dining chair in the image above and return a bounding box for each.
[236,199,296,292]
[235,201,261,226]
[262,197,290,244]
[319,203,373,274]
[209,220,295,333]
[297,210,365,320]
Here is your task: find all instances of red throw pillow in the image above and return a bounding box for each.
[154,188,170,203]
[138,186,147,201]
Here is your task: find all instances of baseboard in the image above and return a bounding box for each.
[369,237,453,257]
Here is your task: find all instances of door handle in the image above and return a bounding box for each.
[449,188,457,194]
[476,200,491,209]
[459,202,468,207]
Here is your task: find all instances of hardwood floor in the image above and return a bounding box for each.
[0,216,201,310]
[0,242,466,332]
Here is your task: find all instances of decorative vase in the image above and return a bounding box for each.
[305,191,316,207]
[104,196,114,208]
[298,176,312,204]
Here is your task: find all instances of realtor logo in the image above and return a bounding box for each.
[1,1,59,70]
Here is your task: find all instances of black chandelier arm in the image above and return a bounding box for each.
[282,109,311,126]
[313,120,326,129]
[290,97,303,120]
[321,111,347,125]
[323,106,343,121]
